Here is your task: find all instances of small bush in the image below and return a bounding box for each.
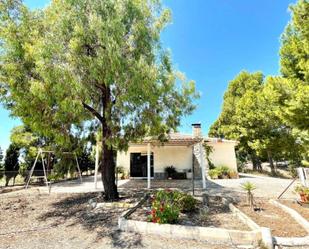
[217,165,230,177]
[209,165,232,179]
[208,168,220,179]
[164,166,177,178]
[148,190,197,223]
[177,194,197,212]
[148,190,179,224]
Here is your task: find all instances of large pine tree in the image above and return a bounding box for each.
[0,0,197,199]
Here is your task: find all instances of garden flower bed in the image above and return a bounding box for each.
[118,190,265,247]
[128,190,250,231]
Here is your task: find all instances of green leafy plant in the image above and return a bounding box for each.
[148,190,179,224]
[177,194,197,212]
[203,143,215,169]
[216,165,230,178]
[209,165,232,179]
[208,168,220,179]
[164,166,177,178]
[147,190,197,224]
[241,181,256,209]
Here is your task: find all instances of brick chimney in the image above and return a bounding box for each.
[192,123,202,137]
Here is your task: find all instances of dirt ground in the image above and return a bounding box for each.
[236,197,307,237]
[279,199,309,221]
[0,188,254,249]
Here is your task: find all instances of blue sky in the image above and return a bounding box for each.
[0,0,295,152]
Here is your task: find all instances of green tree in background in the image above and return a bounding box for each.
[209,71,264,170]
[4,143,20,186]
[0,146,3,164]
[210,0,308,172]
[0,0,197,199]
[280,0,309,82]
[279,0,309,166]
[236,78,301,175]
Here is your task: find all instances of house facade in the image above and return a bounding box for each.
[116,124,238,180]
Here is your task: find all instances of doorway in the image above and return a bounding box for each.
[130,152,154,177]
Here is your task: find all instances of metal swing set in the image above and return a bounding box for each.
[25,148,83,192]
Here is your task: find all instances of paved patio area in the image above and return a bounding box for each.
[210,173,299,199]
[42,175,129,194]
[41,173,299,200]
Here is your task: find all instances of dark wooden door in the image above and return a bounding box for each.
[130,153,154,177]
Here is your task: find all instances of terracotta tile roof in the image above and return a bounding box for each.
[130,132,237,146]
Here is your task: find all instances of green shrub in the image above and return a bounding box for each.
[148,190,197,223]
[177,194,197,212]
[217,165,230,175]
[164,166,177,178]
[208,168,220,179]
[148,199,179,224]
[148,190,179,224]
[209,165,232,179]
[47,172,62,181]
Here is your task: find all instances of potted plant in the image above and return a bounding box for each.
[294,185,309,203]
[186,169,192,179]
[164,166,176,179]
[116,166,124,180]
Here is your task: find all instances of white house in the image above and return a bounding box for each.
[116,124,238,185]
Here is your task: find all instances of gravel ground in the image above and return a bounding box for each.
[236,197,307,237]
[279,199,309,220]
[0,189,254,249]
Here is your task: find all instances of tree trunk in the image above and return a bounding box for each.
[251,153,262,171]
[82,83,119,200]
[267,151,275,175]
[100,85,119,201]
[100,139,118,200]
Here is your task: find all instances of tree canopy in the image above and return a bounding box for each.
[0,0,197,199]
[210,0,309,172]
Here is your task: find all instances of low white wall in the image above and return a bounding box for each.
[117,145,193,175]
[207,142,237,172]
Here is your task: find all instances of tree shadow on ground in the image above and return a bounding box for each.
[38,192,143,248]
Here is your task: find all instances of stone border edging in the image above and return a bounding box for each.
[228,203,260,230]
[270,199,309,233]
[227,201,272,249]
[96,202,135,209]
[273,236,309,247]
[118,194,262,246]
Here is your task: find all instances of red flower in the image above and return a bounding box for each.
[160,207,164,212]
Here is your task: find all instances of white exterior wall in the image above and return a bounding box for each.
[207,142,237,171]
[116,141,238,177]
[117,145,193,175]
